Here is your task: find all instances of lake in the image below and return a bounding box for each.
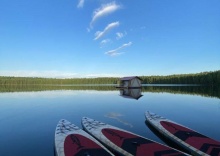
[0,85,220,156]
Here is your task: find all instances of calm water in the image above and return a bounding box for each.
[0,85,220,156]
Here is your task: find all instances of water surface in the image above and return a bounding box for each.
[0,85,219,156]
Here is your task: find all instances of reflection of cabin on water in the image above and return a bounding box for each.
[117,76,142,89]
[120,89,143,100]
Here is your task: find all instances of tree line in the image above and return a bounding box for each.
[140,70,220,85]
[0,70,219,85]
[0,77,119,85]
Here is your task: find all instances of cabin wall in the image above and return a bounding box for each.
[120,78,141,88]
[123,81,129,87]
[131,79,141,87]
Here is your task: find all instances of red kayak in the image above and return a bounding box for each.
[55,119,114,156]
[145,111,220,156]
[82,117,188,156]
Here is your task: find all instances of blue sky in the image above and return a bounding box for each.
[0,0,219,78]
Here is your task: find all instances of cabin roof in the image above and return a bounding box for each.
[120,76,142,81]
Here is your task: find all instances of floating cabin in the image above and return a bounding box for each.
[116,76,142,89]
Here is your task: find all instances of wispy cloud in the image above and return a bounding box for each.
[116,32,124,40]
[77,0,85,8]
[94,21,119,40]
[116,31,127,40]
[100,39,111,48]
[90,2,121,28]
[105,41,132,56]
[101,39,111,45]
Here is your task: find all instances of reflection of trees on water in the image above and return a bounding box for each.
[0,85,117,92]
[0,85,219,99]
[142,86,220,99]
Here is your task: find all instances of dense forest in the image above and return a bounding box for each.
[0,77,119,85]
[0,70,219,85]
[140,70,220,85]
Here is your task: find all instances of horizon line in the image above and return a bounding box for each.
[0,70,219,79]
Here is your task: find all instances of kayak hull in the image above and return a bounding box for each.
[82,117,188,156]
[145,111,220,156]
[55,119,114,156]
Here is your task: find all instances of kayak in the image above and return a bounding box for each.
[145,111,220,156]
[55,119,114,156]
[82,117,188,156]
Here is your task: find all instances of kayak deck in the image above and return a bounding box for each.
[55,119,114,156]
[82,117,188,156]
[145,111,220,156]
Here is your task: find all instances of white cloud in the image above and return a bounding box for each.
[0,70,78,78]
[105,41,132,56]
[87,28,91,32]
[105,42,132,55]
[100,39,111,48]
[106,51,124,56]
[0,70,125,78]
[116,32,124,40]
[85,73,122,78]
[116,31,127,40]
[101,39,111,45]
[94,21,119,40]
[77,0,85,8]
[90,2,121,28]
